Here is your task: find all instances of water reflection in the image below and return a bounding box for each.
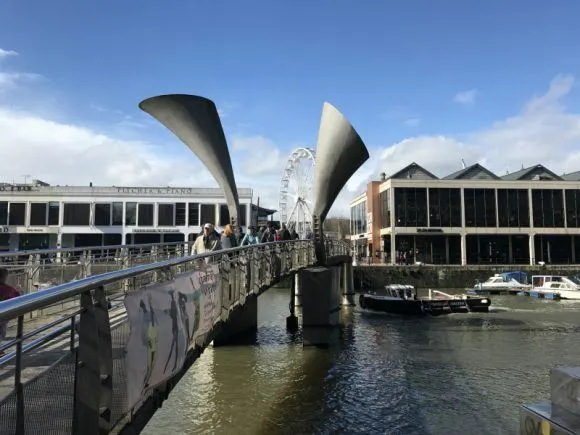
[143,289,580,434]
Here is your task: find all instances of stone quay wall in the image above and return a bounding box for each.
[353,264,580,289]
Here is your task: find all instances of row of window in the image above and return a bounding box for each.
[350,202,367,235]
[351,188,580,231]
[0,202,248,227]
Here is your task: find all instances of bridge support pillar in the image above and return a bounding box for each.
[286,273,299,332]
[213,295,258,346]
[300,266,341,347]
[293,271,302,307]
[342,262,355,306]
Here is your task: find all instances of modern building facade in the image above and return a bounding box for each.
[349,162,580,265]
[0,180,275,251]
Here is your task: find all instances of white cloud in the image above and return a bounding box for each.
[0,107,215,187]
[453,89,478,105]
[404,118,420,127]
[1,49,579,224]
[231,135,284,176]
[0,47,43,91]
[0,72,43,89]
[336,74,580,218]
[0,48,18,59]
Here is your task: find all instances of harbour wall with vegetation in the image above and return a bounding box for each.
[353,265,580,289]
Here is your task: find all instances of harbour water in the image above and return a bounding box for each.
[142,287,580,434]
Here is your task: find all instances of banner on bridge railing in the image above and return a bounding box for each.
[124,263,221,410]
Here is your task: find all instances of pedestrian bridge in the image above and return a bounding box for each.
[0,239,351,434]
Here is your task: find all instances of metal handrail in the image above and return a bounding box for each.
[0,240,315,322]
[0,240,189,258]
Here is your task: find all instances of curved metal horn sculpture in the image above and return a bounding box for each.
[139,95,240,229]
[312,102,369,264]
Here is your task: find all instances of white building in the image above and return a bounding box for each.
[0,180,275,251]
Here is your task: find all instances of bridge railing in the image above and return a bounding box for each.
[0,241,192,296]
[0,239,350,435]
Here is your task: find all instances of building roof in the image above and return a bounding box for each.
[501,164,562,181]
[388,162,439,180]
[254,205,276,217]
[443,163,500,180]
[374,162,578,184]
[0,184,254,198]
[562,171,580,181]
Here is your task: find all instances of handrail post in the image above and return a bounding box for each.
[72,289,103,435]
[94,286,113,432]
[82,251,92,278]
[15,315,24,434]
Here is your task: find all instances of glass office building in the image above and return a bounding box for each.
[349,162,580,265]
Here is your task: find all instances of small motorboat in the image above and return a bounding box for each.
[518,275,580,300]
[359,284,491,316]
[467,271,531,296]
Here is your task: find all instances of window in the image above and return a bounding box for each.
[428,188,461,227]
[9,203,26,226]
[350,202,366,234]
[94,203,111,226]
[63,203,90,226]
[188,203,199,226]
[112,202,123,226]
[30,203,47,226]
[48,202,60,225]
[0,201,7,225]
[125,202,137,226]
[379,189,391,228]
[532,189,564,228]
[239,204,247,227]
[138,204,154,226]
[158,203,175,226]
[565,190,580,228]
[219,204,230,226]
[175,203,186,226]
[463,189,496,227]
[394,188,428,227]
[497,189,529,228]
[200,204,216,226]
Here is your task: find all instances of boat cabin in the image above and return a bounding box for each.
[384,284,417,300]
[531,275,580,291]
[480,272,528,285]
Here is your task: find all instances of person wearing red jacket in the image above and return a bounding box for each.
[0,268,20,355]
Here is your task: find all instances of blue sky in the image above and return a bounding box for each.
[0,0,579,215]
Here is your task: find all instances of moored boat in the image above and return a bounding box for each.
[518,275,580,300]
[467,271,531,296]
[359,285,491,316]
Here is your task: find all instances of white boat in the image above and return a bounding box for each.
[467,271,531,295]
[522,275,580,300]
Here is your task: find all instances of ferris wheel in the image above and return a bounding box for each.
[278,147,316,237]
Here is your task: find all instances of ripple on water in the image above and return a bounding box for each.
[142,289,580,434]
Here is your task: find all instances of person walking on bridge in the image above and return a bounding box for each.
[192,223,221,255]
[0,269,20,356]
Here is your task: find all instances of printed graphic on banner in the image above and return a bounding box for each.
[191,264,220,337]
[124,273,193,409]
[124,263,221,410]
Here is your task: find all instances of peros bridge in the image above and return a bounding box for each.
[0,94,368,434]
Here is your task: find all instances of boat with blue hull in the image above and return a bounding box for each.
[360,285,492,316]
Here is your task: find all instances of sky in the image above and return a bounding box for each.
[0,0,579,218]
